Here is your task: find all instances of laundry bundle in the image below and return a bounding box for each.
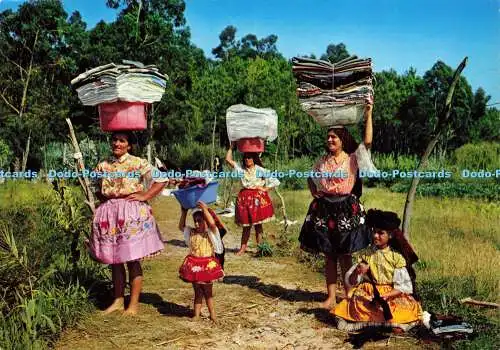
[71,60,168,131]
[71,60,168,106]
[292,56,373,126]
[226,104,278,152]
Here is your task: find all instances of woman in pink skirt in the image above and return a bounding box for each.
[225,142,280,255]
[89,131,170,315]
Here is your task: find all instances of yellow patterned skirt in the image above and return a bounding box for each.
[332,283,423,331]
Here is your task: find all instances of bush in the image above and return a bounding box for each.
[0,139,12,169]
[390,181,500,201]
[454,142,500,170]
[160,142,226,171]
[0,182,107,349]
[256,241,274,257]
[40,140,110,173]
[275,157,314,190]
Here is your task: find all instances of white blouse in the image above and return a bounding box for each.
[233,164,280,189]
[344,263,413,294]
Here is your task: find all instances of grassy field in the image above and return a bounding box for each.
[1,182,499,349]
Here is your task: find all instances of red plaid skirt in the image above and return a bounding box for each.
[235,189,275,227]
[179,255,224,283]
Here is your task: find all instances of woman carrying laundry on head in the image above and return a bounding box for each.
[225,143,280,255]
[299,98,374,309]
[88,131,174,315]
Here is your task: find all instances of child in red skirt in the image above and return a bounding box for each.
[225,143,280,255]
[178,201,224,322]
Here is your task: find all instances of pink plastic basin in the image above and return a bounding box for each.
[237,138,265,153]
[98,101,147,131]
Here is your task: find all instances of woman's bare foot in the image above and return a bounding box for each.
[320,298,335,310]
[235,249,246,256]
[210,316,217,324]
[102,297,125,314]
[123,304,139,316]
[191,315,200,321]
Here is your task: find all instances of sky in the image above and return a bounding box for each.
[1,0,499,103]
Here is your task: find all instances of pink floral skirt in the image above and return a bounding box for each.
[89,198,164,264]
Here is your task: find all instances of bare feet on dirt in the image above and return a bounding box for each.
[102,297,125,314]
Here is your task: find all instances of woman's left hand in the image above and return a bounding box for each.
[364,96,373,115]
[126,192,149,202]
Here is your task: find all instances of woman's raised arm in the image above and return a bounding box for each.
[363,98,373,148]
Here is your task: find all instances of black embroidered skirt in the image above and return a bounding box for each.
[299,194,370,256]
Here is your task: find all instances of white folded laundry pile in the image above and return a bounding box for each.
[226,104,278,142]
[71,60,168,106]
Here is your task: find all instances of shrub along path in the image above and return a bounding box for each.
[56,195,432,349]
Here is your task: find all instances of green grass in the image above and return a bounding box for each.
[1,181,498,348]
[0,181,106,349]
[267,188,500,348]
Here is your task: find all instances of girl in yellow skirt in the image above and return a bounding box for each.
[332,209,423,331]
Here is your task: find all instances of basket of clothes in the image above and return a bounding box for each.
[173,181,219,209]
[98,101,147,131]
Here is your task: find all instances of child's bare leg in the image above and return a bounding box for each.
[103,264,126,314]
[236,226,251,255]
[255,224,263,245]
[123,261,143,315]
[202,284,216,322]
[192,283,203,319]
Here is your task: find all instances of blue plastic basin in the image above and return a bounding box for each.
[172,182,219,209]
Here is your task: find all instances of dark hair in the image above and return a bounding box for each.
[326,127,359,154]
[111,131,138,155]
[326,127,362,197]
[240,152,263,169]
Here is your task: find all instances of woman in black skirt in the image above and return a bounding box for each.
[299,98,374,309]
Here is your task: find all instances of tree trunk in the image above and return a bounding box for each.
[21,130,31,172]
[19,29,39,119]
[211,114,217,171]
[402,57,467,239]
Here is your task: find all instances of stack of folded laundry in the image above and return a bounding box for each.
[226,104,278,153]
[292,56,373,126]
[71,60,168,106]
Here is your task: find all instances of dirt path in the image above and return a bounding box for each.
[56,197,429,350]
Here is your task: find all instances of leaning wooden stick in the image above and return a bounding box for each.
[459,297,500,309]
[66,118,95,214]
[274,188,289,233]
[402,57,468,240]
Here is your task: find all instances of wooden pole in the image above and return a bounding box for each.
[274,188,289,233]
[402,57,467,239]
[65,118,95,214]
[147,104,155,164]
[459,297,499,309]
[211,114,217,171]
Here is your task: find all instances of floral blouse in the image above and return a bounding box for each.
[312,143,375,195]
[183,226,224,257]
[233,164,280,189]
[95,153,168,198]
[346,245,413,294]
